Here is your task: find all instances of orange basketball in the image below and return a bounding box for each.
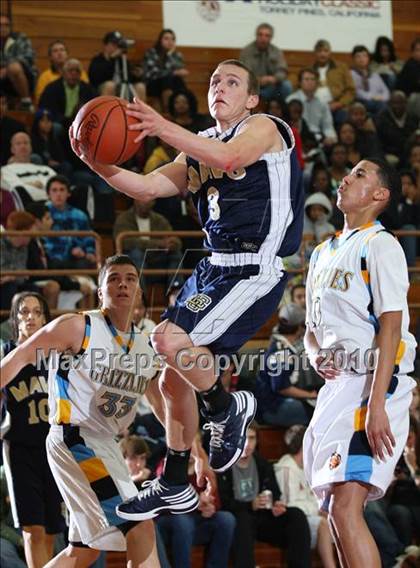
[72,96,141,164]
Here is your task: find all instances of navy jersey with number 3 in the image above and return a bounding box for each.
[186,115,303,258]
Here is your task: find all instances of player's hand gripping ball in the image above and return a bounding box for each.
[72,96,142,164]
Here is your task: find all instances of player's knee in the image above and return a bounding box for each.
[68,545,100,564]
[328,494,354,528]
[151,321,188,359]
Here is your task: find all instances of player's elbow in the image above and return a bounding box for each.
[218,146,243,173]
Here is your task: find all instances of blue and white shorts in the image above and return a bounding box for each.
[303,372,416,509]
[163,253,288,355]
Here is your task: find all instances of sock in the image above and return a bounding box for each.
[162,447,191,485]
[199,378,232,416]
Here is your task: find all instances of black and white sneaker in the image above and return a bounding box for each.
[203,390,257,472]
[116,478,199,521]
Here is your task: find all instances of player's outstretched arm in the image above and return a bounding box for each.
[0,314,85,389]
[69,125,188,201]
[126,99,282,171]
[366,310,401,461]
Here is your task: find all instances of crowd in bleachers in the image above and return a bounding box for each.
[1,10,420,568]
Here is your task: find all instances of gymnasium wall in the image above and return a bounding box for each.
[9,0,420,112]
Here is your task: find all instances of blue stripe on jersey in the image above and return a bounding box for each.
[56,373,70,400]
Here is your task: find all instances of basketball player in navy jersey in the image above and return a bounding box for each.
[69,59,304,520]
[1,292,63,568]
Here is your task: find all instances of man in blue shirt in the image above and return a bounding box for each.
[44,175,97,269]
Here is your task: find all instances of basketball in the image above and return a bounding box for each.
[72,96,141,164]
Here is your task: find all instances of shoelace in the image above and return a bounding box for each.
[138,478,166,500]
[203,419,227,449]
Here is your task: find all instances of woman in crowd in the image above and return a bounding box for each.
[142,28,189,112]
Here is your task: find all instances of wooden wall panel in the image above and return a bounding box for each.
[10,0,420,113]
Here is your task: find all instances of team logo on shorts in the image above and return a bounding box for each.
[329,452,342,470]
[186,294,212,313]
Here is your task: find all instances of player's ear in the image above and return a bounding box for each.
[373,185,390,206]
[246,94,259,111]
[97,286,103,305]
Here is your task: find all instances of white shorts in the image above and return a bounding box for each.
[303,373,415,510]
[46,425,138,551]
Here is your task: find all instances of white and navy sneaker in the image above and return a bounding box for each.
[203,390,257,472]
[116,478,199,521]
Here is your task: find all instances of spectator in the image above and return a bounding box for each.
[371,36,404,90]
[43,175,97,270]
[407,143,420,177]
[307,164,333,198]
[290,283,306,310]
[0,13,36,110]
[386,419,420,549]
[303,192,335,243]
[1,292,64,567]
[113,198,183,290]
[287,99,318,154]
[375,91,418,167]
[397,170,420,269]
[175,194,206,269]
[26,201,89,308]
[255,303,318,427]
[240,23,292,100]
[396,37,420,118]
[347,101,377,133]
[0,211,60,310]
[266,97,304,168]
[120,435,152,486]
[34,40,89,103]
[156,451,236,568]
[0,187,18,227]
[313,39,355,121]
[351,45,390,115]
[143,140,177,174]
[337,121,362,167]
[347,102,383,159]
[0,467,27,568]
[328,143,350,192]
[287,68,337,146]
[39,58,95,126]
[88,31,144,97]
[142,29,188,111]
[0,91,25,165]
[217,421,312,568]
[364,499,405,568]
[1,132,56,205]
[168,89,213,133]
[30,108,72,177]
[274,425,337,568]
[132,294,156,335]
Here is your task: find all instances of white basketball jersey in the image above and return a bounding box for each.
[48,310,159,436]
[306,221,416,375]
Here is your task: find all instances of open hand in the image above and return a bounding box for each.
[366,403,395,461]
[126,98,169,142]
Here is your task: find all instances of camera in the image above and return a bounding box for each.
[104,31,135,51]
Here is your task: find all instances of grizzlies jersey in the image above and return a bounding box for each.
[306,221,416,375]
[1,341,50,446]
[186,115,304,260]
[48,310,158,436]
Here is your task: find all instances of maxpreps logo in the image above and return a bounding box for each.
[197,0,221,22]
